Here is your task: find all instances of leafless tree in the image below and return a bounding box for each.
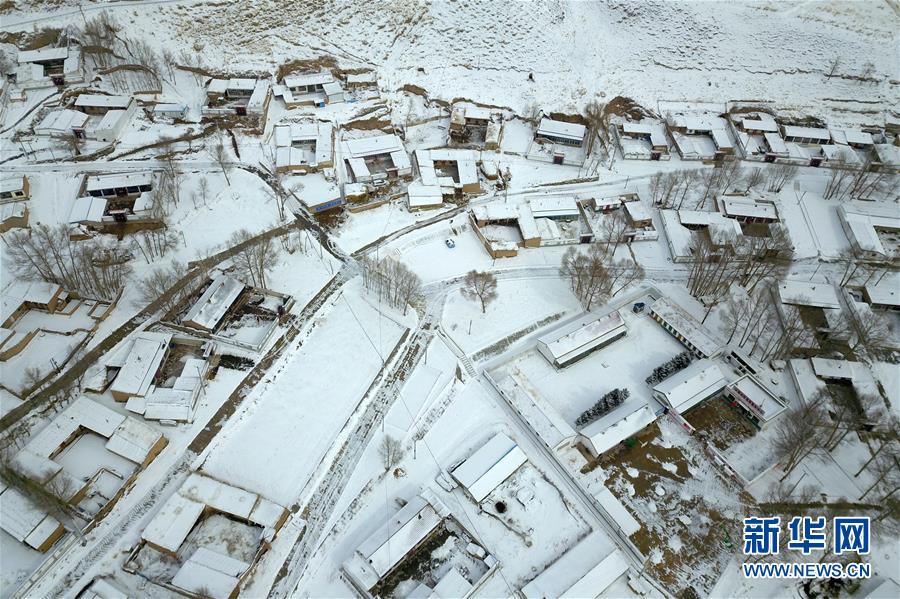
[848,308,891,356]
[719,291,751,343]
[860,446,900,501]
[131,227,177,264]
[765,163,799,192]
[773,402,828,481]
[825,56,841,79]
[461,270,498,313]
[359,256,423,314]
[600,210,630,254]
[197,176,210,207]
[823,159,858,201]
[135,261,191,314]
[229,229,277,288]
[584,99,607,154]
[212,139,231,186]
[560,244,610,310]
[741,166,765,191]
[732,224,793,293]
[607,257,645,298]
[379,435,405,471]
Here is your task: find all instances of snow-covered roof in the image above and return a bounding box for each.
[537,311,626,367]
[451,433,527,502]
[781,125,831,142]
[35,109,88,134]
[85,172,153,193]
[172,547,249,599]
[355,494,449,582]
[873,143,900,166]
[649,297,723,358]
[652,358,727,413]
[283,71,333,88]
[105,417,164,463]
[580,402,656,455]
[536,118,586,142]
[74,94,132,110]
[79,578,129,599]
[247,80,270,111]
[0,202,26,222]
[342,134,406,158]
[0,486,62,549]
[829,127,874,146]
[529,196,580,219]
[624,200,652,222]
[738,114,779,133]
[180,472,258,520]
[18,47,68,63]
[0,175,27,195]
[141,493,205,553]
[763,132,789,155]
[719,196,778,220]
[346,72,377,85]
[153,103,186,114]
[93,109,129,134]
[228,78,256,91]
[109,332,172,398]
[183,275,245,332]
[778,280,841,310]
[407,183,443,209]
[727,374,786,423]
[25,396,122,456]
[659,209,694,259]
[521,531,623,599]
[68,196,107,224]
[864,272,900,308]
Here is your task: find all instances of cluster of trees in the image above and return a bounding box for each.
[560,244,645,310]
[823,156,898,202]
[229,228,278,289]
[461,270,498,313]
[359,256,423,314]
[576,388,630,427]
[3,225,132,300]
[648,163,798,211]
[645,351,693,385]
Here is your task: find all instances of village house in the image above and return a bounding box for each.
[15,46,83,87]
[623,200,653,229]
[838,201,899,261]
[667,114,735,161]
[406,183,443,212]
[341,134,412,183]
[203,78,271,120]
[108,332,172,402]
[451,433,527,503]
[536,311,627,368]
[69,173,157,228]
[0,175,30,203]
[521,531,629,599]
[722,374,787,429]
[413,148,481,202]
[448,104,501,148]
[0,484,66,552]
[871,143,900,174]
[276,71,344,107]
[273,122,334,174]
[0,201,29,233]
[34,108,89,139]
[150,103,188,120]
[861,271,900,311]
[613,117,670,160]
[788,358,882,427]
[649,296,724,359]
[84,172,153,198]
[73,94,133,115]
[727,112,790,162]
[652,358,728,415]
[717,191,779,224]
[531,117,588,165]
[470,202,540,258]
[10,396,167,531]
[135,472,288,598]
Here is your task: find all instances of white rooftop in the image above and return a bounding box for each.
[778,280,841,310]
[342,134,406,158]
[649,297,723,358]
[451,433,527,502]
[653,358,727,413]
[74,94,132,109]
[109,332,172,398]
[183,275,245,332]
[536,117,586,142]
[537,311,626,366]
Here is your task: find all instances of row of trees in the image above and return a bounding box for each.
[823,155,898,202]
[645,351,693,385]
[576,388,630,427]
[560,244,645,310]
[3,225,132,300]
[360,256,423,314]
[647,163,799,211]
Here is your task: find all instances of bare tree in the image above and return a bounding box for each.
[601,210,630,254]
[719,292,751,343]
[197,176,211,207]
[212,139,231,186]
[461,270,498,313]
[765,163,799,192]
[606,257,645,298]
[560,244,610,310]
[584,99,607,154]
[848,308,891,356]
[773,402,828,481]
[229,229,277,288]
[135,261,193,314]
[825,56,841,79]
[860,447,900,501]
[379,436,405,471]
[359,256,423,314]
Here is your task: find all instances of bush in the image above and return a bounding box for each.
[576,388,630,427]
[645,351,693,385]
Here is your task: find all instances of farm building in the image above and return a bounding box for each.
[652,358,727,414]
[203,78,271,118]
[342,134,412,183]
[182,275,245,333]
[723,374,787,429]
[0,484,66,552]
[342,491,451,594]
[84,172,153,198]
[579,401,656,458]
[613,118,670,160]
[521,531,629,599]
[108,332,173,402]
[415,148,481,196]
[717,192,779,223]
[536,311,627,368]
[277,71,344,107]
[69,192,155,227]
[16,46,83,86]
[0,175,30,203]
[728,112,790,162]
[649,297,724,359]
[450,433,527,502]
[151,103,187,119]
[529,196,581,220]
[871,143,900,174]
[623,200,653,228]
[406,182,444,211]
[449,104,500,147]
[73,94,133,115]
[668,114,735,160]
[777,280,841,310]
[838,201,899,261]
[89,102,137,143]
[780,125,831,145]
[470,203,540,258]
[532,118,587,165]
[0,201,29,233]
[34,108,88,138]
[273,123,334,174]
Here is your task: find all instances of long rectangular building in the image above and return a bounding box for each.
[649,297,723,358]
[537,311,627,368]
